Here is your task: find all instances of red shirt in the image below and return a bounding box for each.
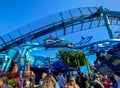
[101,77,112,88]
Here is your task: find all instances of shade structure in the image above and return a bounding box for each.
[60,67,78,71]
[52,60,68,69]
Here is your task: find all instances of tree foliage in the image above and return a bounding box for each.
[56,50,88,68]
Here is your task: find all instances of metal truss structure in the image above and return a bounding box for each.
[0,6,120,52]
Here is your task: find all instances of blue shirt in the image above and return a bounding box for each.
[3,85,9,88]
[57,75,65,87]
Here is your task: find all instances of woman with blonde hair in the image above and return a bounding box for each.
[68,77,80,88]
[42,73,56,88]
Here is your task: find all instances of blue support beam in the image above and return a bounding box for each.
[99,6,114,39]
[103,14,114,39]
[100,6,120,17]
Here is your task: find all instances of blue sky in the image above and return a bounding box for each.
[0,0,120,36]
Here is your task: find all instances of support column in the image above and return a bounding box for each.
[99,6,114,39]
[103,14,114,39]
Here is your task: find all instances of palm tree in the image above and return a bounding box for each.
[56,50,88,68]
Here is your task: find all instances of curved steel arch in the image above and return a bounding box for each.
[0,6,120,52]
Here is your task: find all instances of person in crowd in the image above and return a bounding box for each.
[111,74,119,88]
[63,78,68,88]
[108,74,119,88]
[39,72,47,88]
[11,61,18,75]
[54,78,60,88]
[24,71,35,88]
[68,77,79,88]
[76,72,82,88]
[91,73,104,88]
[0,76,8,88]
[80,73,88,88]
[24,78,31,88]
[101,75,113,88]
[18,71,24,88]
[57,72,65,88]
[42,73,56,88]
[24,63,35,88]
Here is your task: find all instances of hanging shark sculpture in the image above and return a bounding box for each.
[43,35,74,49]
[75,36,93,45]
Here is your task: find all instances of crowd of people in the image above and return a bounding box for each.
[0,68,120,88]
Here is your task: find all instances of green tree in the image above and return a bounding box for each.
[56,50,88,68]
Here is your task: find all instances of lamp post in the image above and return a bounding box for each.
[48,55,52,73]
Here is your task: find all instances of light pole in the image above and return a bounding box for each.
[48,55,52,73]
